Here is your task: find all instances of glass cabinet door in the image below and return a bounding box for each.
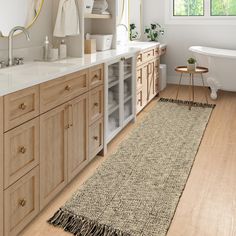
[122,57,134,124]
[107,60,121,140]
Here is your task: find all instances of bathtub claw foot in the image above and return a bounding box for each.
[210,90,218,100]
[207,77,220,100]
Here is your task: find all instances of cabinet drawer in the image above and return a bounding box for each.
[40,69,89,113]
[89,118,103,159]
[155,46,160,57]
[143,48,155,62]
[4,167,39,236]
[4,86,39,131]
[4,118,39,188]
[89,85,104,125]
[89,64,104,89]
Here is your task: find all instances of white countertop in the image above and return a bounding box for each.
[0,42,160,96]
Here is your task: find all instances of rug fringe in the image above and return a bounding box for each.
[159,97,216,108]
[48,208,131,236]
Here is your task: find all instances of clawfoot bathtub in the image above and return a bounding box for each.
[189,46,236,99]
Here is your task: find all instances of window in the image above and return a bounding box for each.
[211,0,236,16]
[174,0,204,16]
[173,0,236,17]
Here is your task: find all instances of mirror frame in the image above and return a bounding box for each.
[1,0,44,37]
[128,0,142,40]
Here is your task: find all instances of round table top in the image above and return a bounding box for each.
[175,66,209,74]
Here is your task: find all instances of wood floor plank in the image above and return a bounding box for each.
[21,85,236,236]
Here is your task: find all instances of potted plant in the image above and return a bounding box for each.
[144,23,164,42]
[187,57,197,71]
[130,23,139,41]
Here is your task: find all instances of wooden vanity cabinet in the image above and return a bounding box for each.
[0,64,104,235]
[40,66,104,209]
[136,46,160,114]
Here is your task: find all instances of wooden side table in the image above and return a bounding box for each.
[175,66,209,110]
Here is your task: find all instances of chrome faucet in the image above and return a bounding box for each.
[8,26,30,66]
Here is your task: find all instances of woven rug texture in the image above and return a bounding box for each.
[49,99,214,236]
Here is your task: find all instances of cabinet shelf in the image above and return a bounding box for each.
[108,105,119,115]
[124,73,132,80]
[85,13,112,19]
[124,95,132,103]
[108,80,119,88]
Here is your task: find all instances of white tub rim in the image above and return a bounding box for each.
[189,46,236,59]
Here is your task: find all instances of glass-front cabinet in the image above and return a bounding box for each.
[105,55,136,144]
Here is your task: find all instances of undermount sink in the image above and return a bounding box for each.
[0,61,76,77]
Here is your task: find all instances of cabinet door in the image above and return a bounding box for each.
[40,104,68,209]
[154,58,160,94]
[142,63,149,108]
[147,61,156,102]
[68,94,89,182]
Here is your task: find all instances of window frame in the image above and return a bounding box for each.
[165,0,236,25]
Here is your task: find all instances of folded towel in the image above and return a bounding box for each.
[54,0,80,37]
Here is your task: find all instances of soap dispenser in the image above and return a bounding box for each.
[59,40,67,59]
[43,35,52,61]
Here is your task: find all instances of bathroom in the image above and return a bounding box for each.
[0,0,236,236]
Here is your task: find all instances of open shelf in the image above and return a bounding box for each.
[85,13,112,19]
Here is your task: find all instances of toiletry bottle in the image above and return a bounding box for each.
[43,36,52,61]
[59,40,67,59]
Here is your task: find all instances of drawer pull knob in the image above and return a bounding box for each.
[19,103,27,110]
[65,85,72,91]
[94,102,99,107]
[94,74,98,79]
[93,136,98,141]
[19,199,26,207]
[19,147,26,154]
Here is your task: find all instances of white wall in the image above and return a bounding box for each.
[0,0,53,60]
[143,0,236,84]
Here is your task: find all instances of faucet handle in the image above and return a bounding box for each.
[0,60,6,69]
[14,57,24,65]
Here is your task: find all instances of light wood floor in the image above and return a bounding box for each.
[21,85,236,236]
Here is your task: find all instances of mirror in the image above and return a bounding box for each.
[0,0,44,36]
[129,0,142,40]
